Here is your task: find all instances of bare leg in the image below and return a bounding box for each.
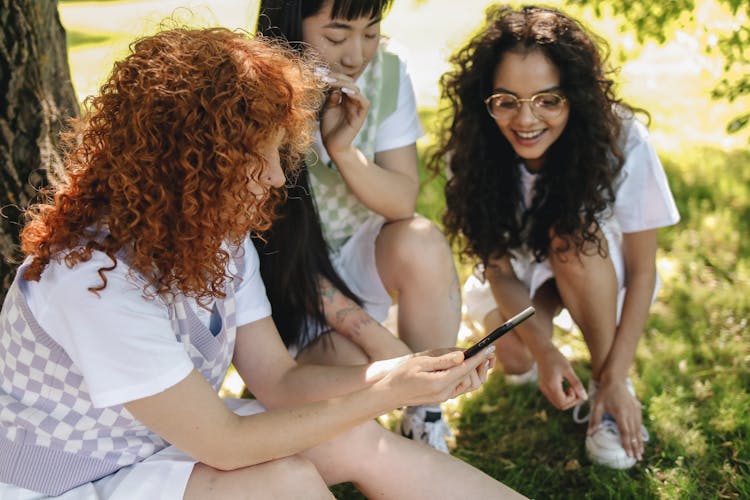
[184,455,333,500]
[296,331,369,366]
[375,217,460,351]
[303,420,525,499]
[486,277,562,375]
[549,234,618,380]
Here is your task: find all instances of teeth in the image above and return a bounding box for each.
[516,130,543,139]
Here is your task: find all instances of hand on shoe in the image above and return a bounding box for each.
[537,348,588,411]
[588,379,644,461]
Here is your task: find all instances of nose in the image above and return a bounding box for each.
[340,39,364,71]
[264,152,286,188]
[514,100,538,125]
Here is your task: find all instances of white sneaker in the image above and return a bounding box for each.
[504,362,538,386]
[399,405,452,453]
[573,379,649,469]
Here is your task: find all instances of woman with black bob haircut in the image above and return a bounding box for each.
[255,0,462,452]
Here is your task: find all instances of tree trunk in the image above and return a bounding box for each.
[0,0,78,298]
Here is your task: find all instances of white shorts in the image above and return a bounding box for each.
[463,221,659,326]
[331,213,393,321]
[0,399,266,500]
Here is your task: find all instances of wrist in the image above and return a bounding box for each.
[328,145,363,168]
[365,354,411,383]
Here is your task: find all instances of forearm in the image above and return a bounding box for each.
[128,369,395,471]
[600,270,656,384]
[329,146,418,219]
[321,278,412,360]
[486,262,557,358]
[264,355,410,408]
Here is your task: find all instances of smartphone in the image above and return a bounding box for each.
[463,306,535,359]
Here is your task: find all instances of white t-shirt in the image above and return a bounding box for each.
[519,117,680,233]
[20,238,271,408]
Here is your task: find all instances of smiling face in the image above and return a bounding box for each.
[301,1,381,80]
[490,49,570,172]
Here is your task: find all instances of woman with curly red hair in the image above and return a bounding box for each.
[427,5,679,469]
[0,27,520,499]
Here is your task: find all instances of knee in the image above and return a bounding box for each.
[549,235,610,281]
[271,455,322,479]
[186,456,329,499]
[379,217,452,271]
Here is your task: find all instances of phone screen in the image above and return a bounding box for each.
[463,306,535,359]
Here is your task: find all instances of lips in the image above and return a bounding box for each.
[514,129,545,140]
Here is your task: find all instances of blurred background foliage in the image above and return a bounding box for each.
[57,1,749,498]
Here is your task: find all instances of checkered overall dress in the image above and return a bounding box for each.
[0,261,238,495]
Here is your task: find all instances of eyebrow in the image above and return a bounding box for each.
[323,17,381,30]
[490,85,562,95]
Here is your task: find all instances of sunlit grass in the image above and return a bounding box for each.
[59,2,750,498]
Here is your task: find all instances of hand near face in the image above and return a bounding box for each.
[319,72,370,158]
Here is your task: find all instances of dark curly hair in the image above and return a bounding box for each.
[427,4,641,266]
[21,27,323,304]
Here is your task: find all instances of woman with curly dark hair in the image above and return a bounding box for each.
[427,5,679,470]
[0,27,516,499]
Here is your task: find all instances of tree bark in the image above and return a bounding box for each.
[0,0,78,298]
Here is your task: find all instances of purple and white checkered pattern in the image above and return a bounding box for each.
[0,285,164,465]
[0,263,238,495]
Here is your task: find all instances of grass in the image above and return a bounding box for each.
[59,2,749,498]
[335,143,750,500]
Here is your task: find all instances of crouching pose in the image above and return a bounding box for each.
[427,5,680,469]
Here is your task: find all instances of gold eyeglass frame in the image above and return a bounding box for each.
[484,92,568,120]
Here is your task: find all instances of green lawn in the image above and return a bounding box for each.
[59,1,750,498]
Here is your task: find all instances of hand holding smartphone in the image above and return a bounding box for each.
[463,306,535,359]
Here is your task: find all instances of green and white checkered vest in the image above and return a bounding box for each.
[307,41,401,251]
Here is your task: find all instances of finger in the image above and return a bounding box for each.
[620,423,638,459]
[487,355,497,371]
[322,71,357,85]
[565,370,588,401]
[541,383,570,410]
[325,90,344,107]
[468,366,481,390]
[477,359,491,383]
[587,401,604,436]
[419,351,465,372]
[340,88,369,109]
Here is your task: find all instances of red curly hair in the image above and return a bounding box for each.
[21,28,323,303]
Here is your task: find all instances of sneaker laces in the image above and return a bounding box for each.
[572,399,591,423]
[595,414,650,442]
[573,382,597,424]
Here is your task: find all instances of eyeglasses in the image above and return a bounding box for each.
[484,92,567,120]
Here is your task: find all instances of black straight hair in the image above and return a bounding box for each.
[253,0,396,348]
[257,0,394,49]
[252,167,363,348]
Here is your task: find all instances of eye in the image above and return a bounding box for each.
[492,95,518,109]
[535,93,564,108]
[325,37,345,45]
